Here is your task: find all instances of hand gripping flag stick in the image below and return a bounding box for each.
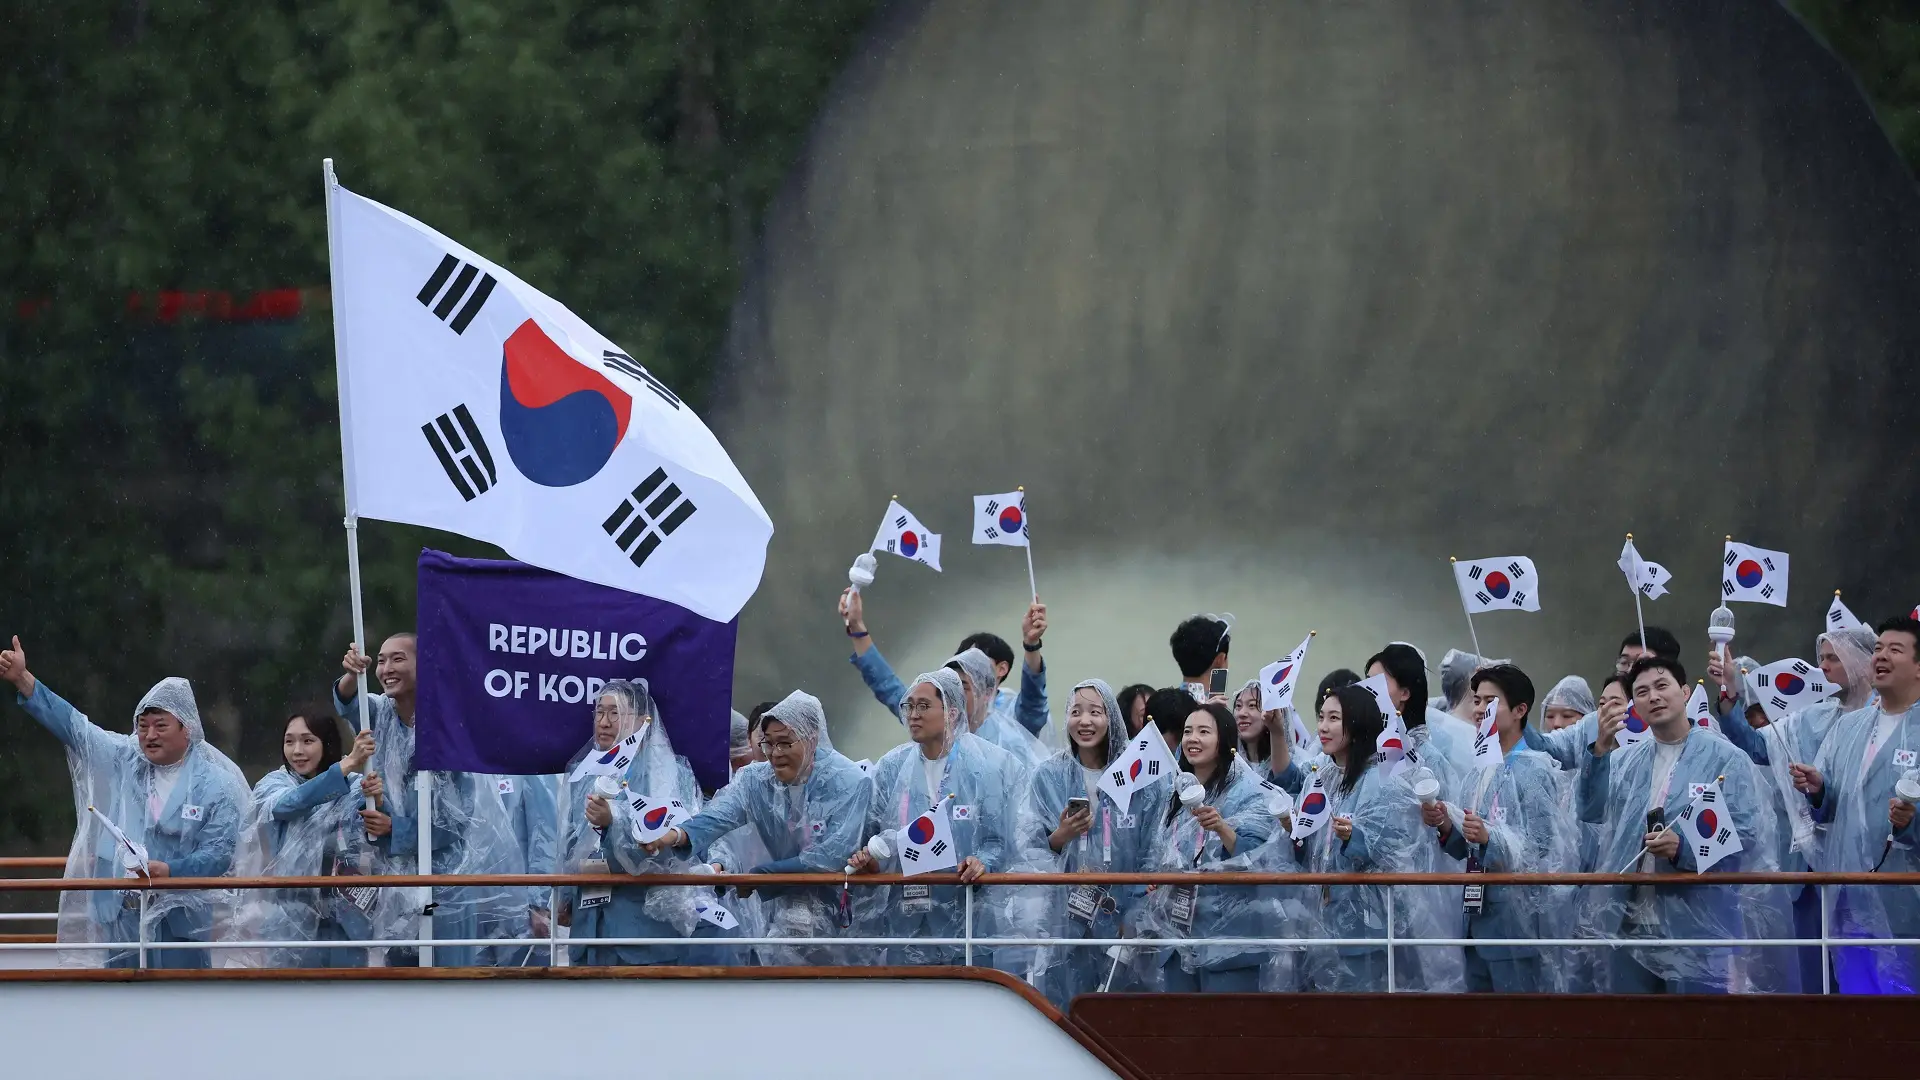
[1448,557,1483,656]
[87,805,148,881]
[1614,775,1725,874]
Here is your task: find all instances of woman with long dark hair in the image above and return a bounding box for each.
[1300,684,1423,991]
[240,709,377,968]
[1007,678,1166,1004]
[1136,701,1275,992]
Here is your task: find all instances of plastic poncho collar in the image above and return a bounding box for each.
[1542,675,1597,717]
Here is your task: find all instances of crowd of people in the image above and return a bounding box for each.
[3,585,1917,1001]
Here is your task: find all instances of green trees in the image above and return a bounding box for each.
[0,1,876,848]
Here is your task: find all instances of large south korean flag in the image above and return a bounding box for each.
[325,164,772,622]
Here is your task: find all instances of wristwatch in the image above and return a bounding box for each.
[1023,639,1043,652]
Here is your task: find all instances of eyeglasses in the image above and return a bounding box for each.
[758,738,798,754]
[901,700,943,716]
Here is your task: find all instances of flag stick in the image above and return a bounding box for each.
[1018,486,1038,602]
[1449,557,1483,655]
[1612,774,1725,873]
[1627,533,1648,657]
[324,159,376,819]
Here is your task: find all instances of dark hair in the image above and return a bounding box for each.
[1329,685,1386,794]
[1169,615,1231,679]
[1231,683,1273,762]
[1142,687,1198,738]
[746,700,780,736]
[1470,664,1536,727]
[1598,673,1631,699]
[1626,655,1687,694]
[1365,644,1430,730]
[957,632,1014,681]
[1620,626,1681,661]
[1314,668,1361,710]
[1116,684,1156,733]
[1875,615,1920,648]
[1166,701,1238,825]
[283,709,344,778]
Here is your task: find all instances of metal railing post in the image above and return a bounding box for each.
[137,889,149,970]
[548,884,559,967]
[1818,883,1831,995]
[417,771,435,968]
[1384,888,1396,993]
[963,885,974,967]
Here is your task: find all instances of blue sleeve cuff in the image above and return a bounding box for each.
[850,647,909,717]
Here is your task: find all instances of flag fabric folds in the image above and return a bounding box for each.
[326,171,771,623]
[1454,556,1542,613]
[1259,633,1314,712]
[1827,593,1865,632]
[1745,658,1838,723]
[627,791,690,843]
[1618,539,1671,600]
[1676,778,1744,873]
[971,491,1029,547]
[899,796,959,875]
[871,499,943,571]
[569,727,647,782]
[1685,683,1720,734]
[1098,723,1178,814]
[1290,766,1332,841]
[1471,698,1500,769]
[1721,540,1790,607]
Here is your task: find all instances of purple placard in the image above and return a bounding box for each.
[413,548,736,789]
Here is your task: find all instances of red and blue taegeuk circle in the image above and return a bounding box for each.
[907,816,936,845]
[1695,808,1719,838]
[1271,664,1293,686]
[1735,559,1764,589]
[1128,759,1144,781]
[1776,672,1805,695]
[998,505,1024,534]
[643,806,671,831]
[1483,570,1511,599]
[1300,792,1327,816]
[499,320,633,487]
[899,531,920,557]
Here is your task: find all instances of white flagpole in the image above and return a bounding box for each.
[1627,533,1648,655]
[324,159,376,817]
[1450,557,1482,656]
[1017,485,1038,602]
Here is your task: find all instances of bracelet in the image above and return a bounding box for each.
[1023,639,1043,652]
[847,629,869,639]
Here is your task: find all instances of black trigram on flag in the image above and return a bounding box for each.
[1829,607,1847,627]
[421,405,497,500]
[930,840,949,857]
[901,848,920,863]
[602,467,697,569]
[1109,768,1127,786]
[600,350,683,410]
[1512,590,1529,606]
[1467,565,1485,580]
[1506,561,1528,578]
[416,254,497,335]
[1475,590,1492,605]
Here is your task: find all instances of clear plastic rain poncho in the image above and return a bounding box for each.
[343,683,524,967]
[1432,745,1581,992]
[476,771,559,966]
[1128,755,1276,991]
[1295,756,1458,992]
[1003,679,1167,1002]
[1539,676,1602,867]
[1753,627,1878,869]
[235,745,375,969]
[22,677,249,969]
[1575,727,1794,992]
[1438,649,1498,713]
[1806,698,1920,994]
[855,668,1013,966]
[555,679,717,966]
[949,646,1048,769]
[677,690,872,966]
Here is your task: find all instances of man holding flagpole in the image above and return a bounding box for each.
[1577,656,1789,993]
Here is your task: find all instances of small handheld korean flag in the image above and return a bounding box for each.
[692,897,740,930]
[1286,707,1317,757]
[1618,539,1672,600]
[871,499,942,571]
[1471,697,1500,769]
[627,791,690,844]
[972,491,1029,547]
[1259,633,1315,712]
[899,795,959,876]
[1618,702,1651,750]
[1365,673,1413,775]
[1685,683,1719,734]
[1745,658,1839,723]
[1098,722,1178,815]
[569,725,646,782]
[1675,777,1743,873]
[1827,592,1865,633]
[1454,556,1542,613]
[1290,767,1332,841]
[1721,540,1789,607]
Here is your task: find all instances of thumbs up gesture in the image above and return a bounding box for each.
[0,636,34,697]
